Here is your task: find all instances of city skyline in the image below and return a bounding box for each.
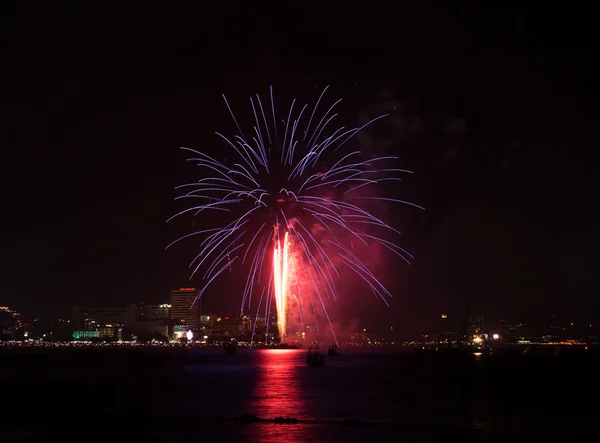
[4,296,600,341]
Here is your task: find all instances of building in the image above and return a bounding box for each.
[0,306,22,331]
[200,314,215,328]
[241,315,252,335]
[173,324,190,339]
[131,319,169,339]
[72,330,99,340]
[20,317,72,340]
[0,306,21,319]
[170,288,200,330]
[146,304,171,320]
[72,305,129,339]
[123,303,145,323]
[504,323,524,340]
[73,306,127,326]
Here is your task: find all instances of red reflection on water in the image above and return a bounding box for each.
[250,349,307,421]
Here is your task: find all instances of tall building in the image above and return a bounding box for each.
[170,288,200,330]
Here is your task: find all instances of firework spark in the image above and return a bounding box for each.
[273,231,291,342]
[167,86,423,345]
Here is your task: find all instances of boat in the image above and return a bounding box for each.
[224,338,237,354]
[328,344,340,355]
[306,349,325,367]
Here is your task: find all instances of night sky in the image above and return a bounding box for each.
[2,4,598,329]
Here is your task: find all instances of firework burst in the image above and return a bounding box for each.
[167,86,423,345]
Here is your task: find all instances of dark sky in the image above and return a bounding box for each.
[2,4,598,327]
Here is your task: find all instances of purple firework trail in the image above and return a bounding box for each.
[167,86,424,344]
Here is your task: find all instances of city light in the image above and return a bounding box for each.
[3,296,598,351]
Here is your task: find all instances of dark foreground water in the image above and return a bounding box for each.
[1,347,599,442]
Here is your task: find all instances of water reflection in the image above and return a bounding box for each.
[245,349,315,443]
[250,349,307,420]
